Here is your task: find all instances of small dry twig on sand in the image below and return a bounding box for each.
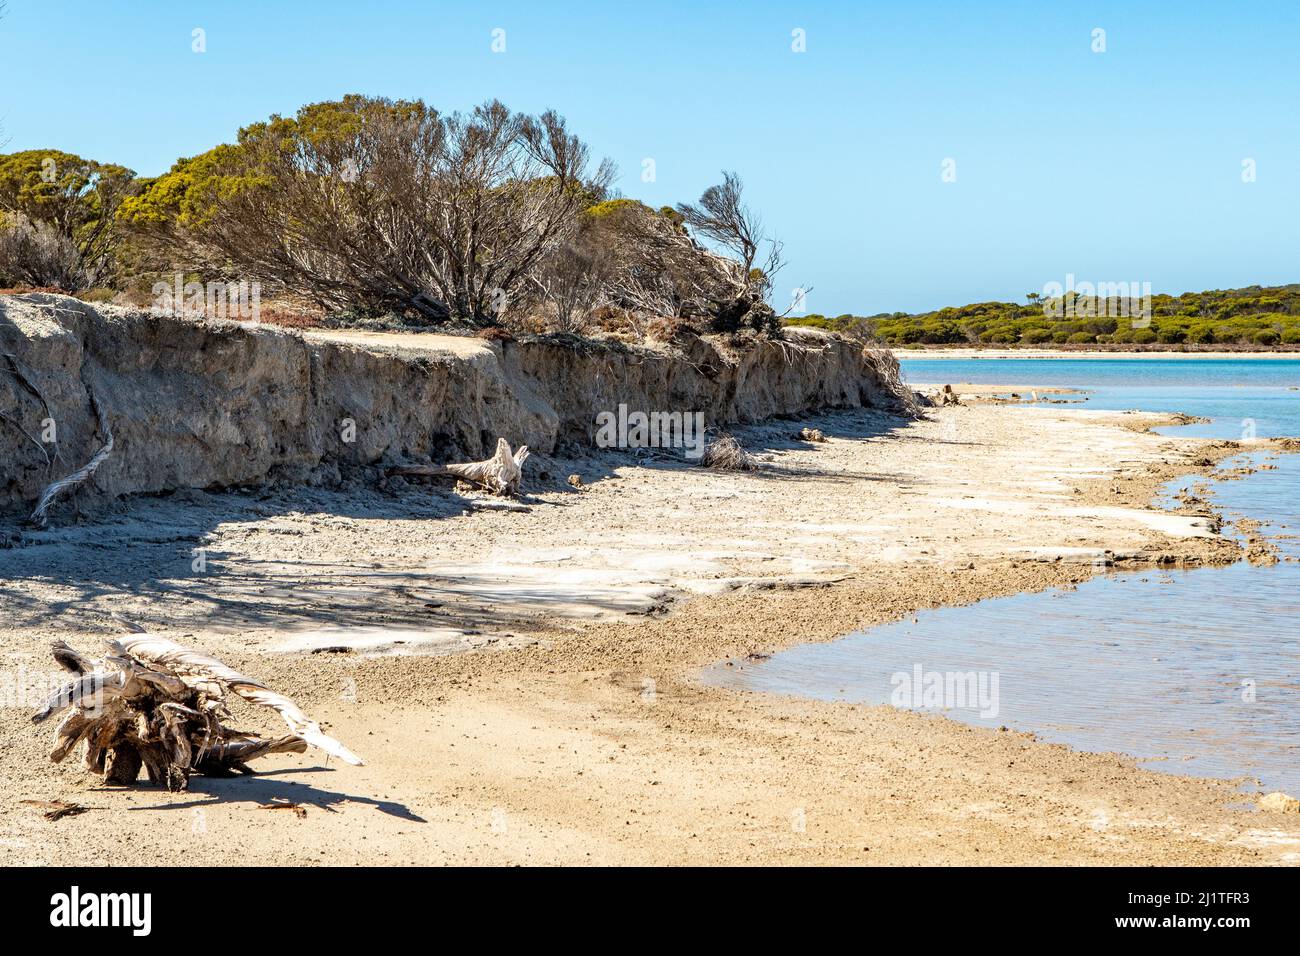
[390,437,530,496]
[32,629,362,792]
[702,432,759,471]
[20,799,96,822]
[258,800,308,818]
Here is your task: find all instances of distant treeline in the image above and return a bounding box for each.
[787,285,1300,347]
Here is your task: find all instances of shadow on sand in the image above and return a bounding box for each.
[116,766,426,822]
[0,405,914,635]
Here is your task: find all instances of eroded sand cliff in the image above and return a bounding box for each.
[0,294,894,519]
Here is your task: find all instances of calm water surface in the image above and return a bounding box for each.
[703,358,1300,793]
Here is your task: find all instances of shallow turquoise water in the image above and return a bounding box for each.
[901,356,1300,441]
[703,359,1300,793]
[899,356,1300,390]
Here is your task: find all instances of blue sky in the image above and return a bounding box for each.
[2,1,1297,314]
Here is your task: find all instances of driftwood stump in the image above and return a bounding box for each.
[33,630,361,791]
[390,437,530,496]
[936,384,963,406]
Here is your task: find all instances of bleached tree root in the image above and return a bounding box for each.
[29,389,113,527]
[32,631,361,792]
[390,437,530,496]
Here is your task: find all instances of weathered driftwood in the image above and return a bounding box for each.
[935,384,963,407]
[32,631,361,792]
[391,437,530,495]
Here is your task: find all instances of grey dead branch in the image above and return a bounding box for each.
[32,629,362,792]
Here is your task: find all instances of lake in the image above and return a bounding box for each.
[703,357,1300,795]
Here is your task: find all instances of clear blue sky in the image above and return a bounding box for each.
[2,1,1297,315]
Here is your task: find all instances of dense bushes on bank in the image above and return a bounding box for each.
[0,96,782,338]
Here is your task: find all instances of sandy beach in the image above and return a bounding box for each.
[2,394,1297,866]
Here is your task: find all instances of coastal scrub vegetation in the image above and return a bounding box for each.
[0,95,784,339]
[0,150,137,291]
[786,285,1300,348]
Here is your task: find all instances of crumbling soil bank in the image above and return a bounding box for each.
[0,294,894,519]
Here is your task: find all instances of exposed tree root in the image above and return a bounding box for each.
[862,347,926,418]
[32,628,362,792]
[1,350,60,472]
[29,388,112,527]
